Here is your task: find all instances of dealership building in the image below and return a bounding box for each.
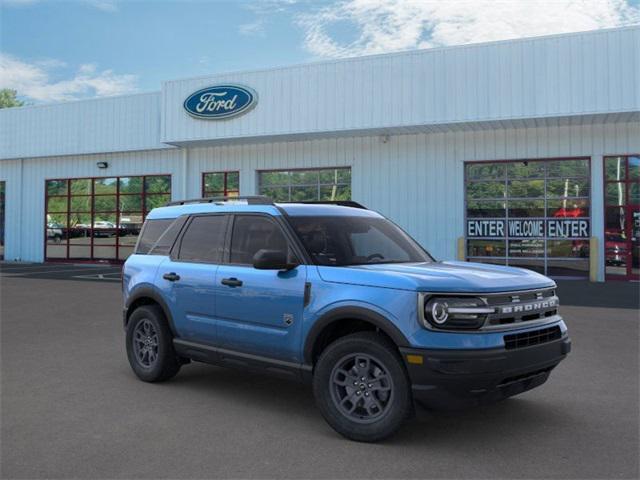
[0,26,638,281]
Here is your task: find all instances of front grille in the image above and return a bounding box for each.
[504,326,562,350]
[484,288,558,328]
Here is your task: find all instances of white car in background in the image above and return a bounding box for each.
[93,221,117,237]
[46,223,64,243]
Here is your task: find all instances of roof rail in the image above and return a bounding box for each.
[287,200,368,209]
[166,195,274,207]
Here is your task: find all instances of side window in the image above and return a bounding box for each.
[148,215,187,256]
[230,216,289,265]
[178,215,227,263]
[135,218,174,254]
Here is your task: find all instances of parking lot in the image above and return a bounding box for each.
[1,262,638,479]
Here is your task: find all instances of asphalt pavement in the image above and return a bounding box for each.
[1,264,638,479]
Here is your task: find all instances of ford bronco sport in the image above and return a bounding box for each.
[122,196,570,442]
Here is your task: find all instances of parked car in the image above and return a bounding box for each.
[605,231,627,266]
[93,221,117,237]
[46,222,64,243]
[122,197,570,442]
[118,217,142,237]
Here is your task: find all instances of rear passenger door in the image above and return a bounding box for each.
[156,214,229,344]
[215,214,307,363]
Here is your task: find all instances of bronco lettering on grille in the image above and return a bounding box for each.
[500,297,557,314]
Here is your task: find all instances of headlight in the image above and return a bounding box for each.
[422,296,494,330]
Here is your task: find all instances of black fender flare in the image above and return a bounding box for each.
[303,306,410,365]
[125,287,177,336]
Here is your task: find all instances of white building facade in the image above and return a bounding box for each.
[1,27,638,281]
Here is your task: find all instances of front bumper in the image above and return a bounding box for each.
[400,334,571,409]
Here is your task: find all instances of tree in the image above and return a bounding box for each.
[0,89,25,109]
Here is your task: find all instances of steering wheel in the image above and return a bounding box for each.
[366,253,385,262]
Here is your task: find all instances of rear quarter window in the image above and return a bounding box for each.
[135,218,176,254]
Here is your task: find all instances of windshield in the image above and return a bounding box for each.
[289,215,433,266]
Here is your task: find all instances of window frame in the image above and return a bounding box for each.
[257,167,351,202]
[225,213,305,267]
[201,171,240,198]
[172,213,230,265]
[44,174,171,263]
[602,154,640,280]
[464,157,592,278]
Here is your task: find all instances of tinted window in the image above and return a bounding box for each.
[178,215,227,263]
[289,215,431,266]
[230,216,289,264]
[148,216,188,255]
[136,219,174,254]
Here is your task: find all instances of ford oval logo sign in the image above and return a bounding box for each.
[183,84,257,120]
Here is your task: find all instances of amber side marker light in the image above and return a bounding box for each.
[406,354,424,365]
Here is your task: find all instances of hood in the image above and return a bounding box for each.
[316,261,555,293]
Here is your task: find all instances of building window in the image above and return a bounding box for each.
[465,158,591,278]
[45,175,171,262]
[202,171,239,198]
[258,167,351,202]
[0,181,5,260]
[603,155,639,280]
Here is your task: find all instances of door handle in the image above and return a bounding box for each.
[163,272,180,282]
[221,277,243,287]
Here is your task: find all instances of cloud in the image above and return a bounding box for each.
[297,0,640,58]
[244,0,298,15]
[239,19,266,36]
[0,53,138,102]
[83,0,118,12]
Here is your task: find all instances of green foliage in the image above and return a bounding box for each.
[0,89,25,109]
[259,168,351,201]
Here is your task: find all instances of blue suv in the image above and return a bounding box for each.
[122,196,570,442]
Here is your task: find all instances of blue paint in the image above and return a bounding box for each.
[183,84,257,119]
[123,201,570,421]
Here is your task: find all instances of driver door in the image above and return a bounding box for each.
[214,214,307,362]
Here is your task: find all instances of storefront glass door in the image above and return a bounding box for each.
[45,175,171,262]
[464,158,591,279]
[604,155,639,280]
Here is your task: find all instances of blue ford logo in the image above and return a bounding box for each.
[183,84,257,120]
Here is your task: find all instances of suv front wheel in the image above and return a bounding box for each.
[126,305,181,382]
[313,332,412,442]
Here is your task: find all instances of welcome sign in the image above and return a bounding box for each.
[184,85,257,119]
[467,219,590,238]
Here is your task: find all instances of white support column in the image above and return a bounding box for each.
[240,169,257,196]
[591,155,605,282]
[180,148,188,200]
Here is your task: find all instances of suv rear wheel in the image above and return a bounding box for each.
[126,305,181,382]
[313,332,412,442]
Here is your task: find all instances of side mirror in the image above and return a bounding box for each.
[252,249,298,271]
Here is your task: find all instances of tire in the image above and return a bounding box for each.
[313,332,412,442]
[126,305,181,382]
